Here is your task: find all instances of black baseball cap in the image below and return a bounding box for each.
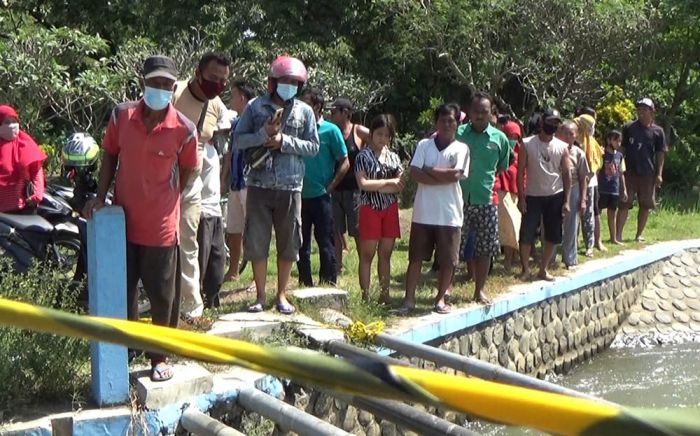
[142,55,178,81]
[541,108,562,122]
[330,98,354,112]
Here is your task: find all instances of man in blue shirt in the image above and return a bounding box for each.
[233,56,319,314]
[297,88,349,286]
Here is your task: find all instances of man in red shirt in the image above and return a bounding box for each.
[85,55,199,382]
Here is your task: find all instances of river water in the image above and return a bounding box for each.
[469,342,700,435]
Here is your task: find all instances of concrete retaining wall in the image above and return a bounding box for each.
[423,262,660,378]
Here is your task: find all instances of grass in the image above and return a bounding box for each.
[210,190,700,328]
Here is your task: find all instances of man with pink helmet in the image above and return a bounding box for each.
[232,55,319,315]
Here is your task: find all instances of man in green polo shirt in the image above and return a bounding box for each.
[298,88,349,286]
[456,92,511,304]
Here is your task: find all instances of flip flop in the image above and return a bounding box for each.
[151,362,173,382]
[247,302,264,313]
[433,303,452,315]
[276,302,296,315]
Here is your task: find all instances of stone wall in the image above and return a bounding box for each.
[224,386,419,436]
[417,262,661,379]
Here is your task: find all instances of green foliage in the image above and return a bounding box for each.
[0,261,89,416]
[1,0,700,188]
[595,85,636,141]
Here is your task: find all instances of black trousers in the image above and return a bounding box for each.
[126,242,180,363]
[297,194,337,286]
[197,215,226,308]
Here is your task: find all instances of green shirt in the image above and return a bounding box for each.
[457,123,511,205]
[302,119,347,198]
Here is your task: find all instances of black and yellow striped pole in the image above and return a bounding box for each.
[0,297,697,435]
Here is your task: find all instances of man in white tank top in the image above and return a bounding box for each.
[517,108,572,281]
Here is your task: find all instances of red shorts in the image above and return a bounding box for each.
[358,203,401,240]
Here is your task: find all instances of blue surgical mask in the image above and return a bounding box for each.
[276,83,297,102]
[143,86,173,111]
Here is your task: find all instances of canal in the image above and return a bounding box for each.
[470,342,700,435]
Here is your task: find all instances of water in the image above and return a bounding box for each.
[468,343,700,435]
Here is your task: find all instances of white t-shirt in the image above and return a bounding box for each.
[200,142,222,218]
[410,138,470,227]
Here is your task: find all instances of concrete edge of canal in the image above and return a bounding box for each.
[4,239,700,435]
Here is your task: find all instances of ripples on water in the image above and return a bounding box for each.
[468,343,700,435]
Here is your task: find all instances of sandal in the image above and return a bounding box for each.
[433,303,452,315]
[151,362,173,382]
[276,302,296,315]
[247,302,264,313]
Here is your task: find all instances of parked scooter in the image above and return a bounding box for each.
[0,211,81,276]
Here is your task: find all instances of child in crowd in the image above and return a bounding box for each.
[598,130,628,244]
[355,114,404,303]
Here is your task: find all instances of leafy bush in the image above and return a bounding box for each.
[0,261,89,417]
[595,85,635,140]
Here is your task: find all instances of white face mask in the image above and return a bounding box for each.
[0,123,19,140]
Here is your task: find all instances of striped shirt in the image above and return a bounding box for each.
[354,147,403,210]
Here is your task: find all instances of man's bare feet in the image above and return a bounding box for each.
[537,270,556,281]
[611,239,625,246]
[595,243,608,252]
[585,248,594,257]
[518,271,531,281]
[379,291,392,305]
[223,270,239,283]
[361,290,370,302]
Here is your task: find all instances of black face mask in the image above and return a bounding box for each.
[542,123,558,135]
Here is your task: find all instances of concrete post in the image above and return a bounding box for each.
[88,206,129,406]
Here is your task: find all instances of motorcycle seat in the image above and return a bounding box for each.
[0,213,54,233]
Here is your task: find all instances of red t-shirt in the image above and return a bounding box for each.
[102,101,198,247]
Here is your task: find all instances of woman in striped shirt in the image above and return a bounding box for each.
[354,114,404,303]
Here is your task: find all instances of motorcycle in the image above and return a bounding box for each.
[0,180,87,293]
[0,210,82,278]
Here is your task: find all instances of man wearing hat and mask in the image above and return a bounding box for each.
[233,55,319,315]
[84,55,199,382]
[517,108,572,282]
[173,52,230,320]
[617,97,667,243]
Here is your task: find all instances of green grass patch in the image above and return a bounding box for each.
[216,190,700,327]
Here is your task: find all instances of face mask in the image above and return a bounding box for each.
[276,83,298,102]
[143,86,173,111]
[0,123,20,140]
[199,77,225,99]
[542,123,558,135]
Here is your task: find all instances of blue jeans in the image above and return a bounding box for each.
[297,194,337,286]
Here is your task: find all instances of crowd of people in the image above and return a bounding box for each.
[1,52,667,382]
